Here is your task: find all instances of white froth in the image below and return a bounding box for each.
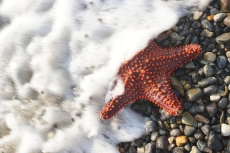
[0,0,210,153]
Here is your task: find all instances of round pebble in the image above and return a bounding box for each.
[201,124,210,135]
[150,132,158,141]
[186,88,203,102]
[170,129,182,137]
[214,13,227,22]
[190,146,201,153]
[182,112,198,127]
[156,136,167,149]
[206,103,217,117]
[194,114,210,124]
[221,123,230,136]
[210,94,221,102]
[184,125,196,136]
[224,16,230,27]
[203,52,216,62]
[175,136,188,147]
[218,98,229,109]
[217,55,227,69]
[203,64,214,77]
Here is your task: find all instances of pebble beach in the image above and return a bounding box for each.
[118,0,230,153]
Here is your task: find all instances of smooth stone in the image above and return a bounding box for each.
[206,103,217,117]
[172,147,184,153]
[137,147,144,153]
[193,11,203,20]
[200,29,214,37]
[212,124,221,133]
[184,125,196,136]
[221,123,230,136]
[184,143,191,151]
[214,13,227,22]
[216,32,230,45]
[198,77,217,87]
[220,0,230,12]
[207,131,223,151]
[201,19,214,32]
[150,132,158,141]
[144,143,154,153]
[194,115,210,124]
[224,76,230,84]
[197,140,211,152]
[217,55,227,68]
[156,136,167,149]
[188,137,197,144]
[224,16,230,27]
[168,136,175,144]
[194,104,205,113]
[203,52,216,62]
[226,51,230,58]
[227,117,230,125]
[159,129,166,135]
[175,136,187,147]
[170,32,185,41]
[203,65,214,77]
[186,88,203,102]
[207,15,214,21]
[210,94,221,102]
[218,98,229,109]
[170,129,182,137]
[190,146,201,153]
[203,85,218,95]
[227,139,230,152]
[168,144,176,151]
[145,121,157,134]
[210,8,219,15]
[192,21,201,28]
[199,59,215,66]
[182,112,198,127]
[171,76,184,96]
[185,61,195,69]
[194,129,204,140]
[200,124,210,135]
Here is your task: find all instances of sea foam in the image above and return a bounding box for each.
[0,0,210,152]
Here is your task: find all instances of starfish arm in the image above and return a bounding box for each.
[145,74,182,116]
[100,91,136,120]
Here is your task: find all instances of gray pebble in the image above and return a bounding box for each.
[203,65,214,77]
[200,29,214,37]
[186,88,203,102]
[210,8,219,15]
[156,136,167,149]
[159,129,166,135]
[198,77,217,87]
[192,21,201,28]
[170,129,182,137]
[217,55,227,68]
[206,103,217,117]
[218,97,229,109]
[201,124,210,135]
[208,131,223,151]
[184,125,196,136]
[145,121,157,134]
[197,140,211,152]
[171,76,184,96]
[201,19,214,32]
[216,32,230,45]
[203,85,218,95]
[194,129,204,140]
[211,124,221,133]
[214,13,227,22]
[184,143,191,151]
[182,112,198,127]
[172,147,184,153]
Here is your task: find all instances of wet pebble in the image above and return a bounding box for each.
[156,136,167,149]
[184,125,196,136]
[203,52,216,62]
[201,19,214,31]
[221,123,230,136]
[224,15,230,27]
[218,97,229,109]
[170,129,182,137]
[217,55,227,69]
[210,94,221,102]
[190,146,201,153]
[220,0,230,12]
[175,136,187,147]
[186,88,203,102]
[194,129,204,140]
[137,146,144,153]
[224,76,230,84]
[171,76,184,96]
[182,112,198,127]
[198,77,217,87]
[197,140,211,152]
[214,13,227,22]
[216,32,230,44]
[201,124,210,135]
[206,102,217,117]
[194,114,209,124]
[144,143,154,153]
[193,11,203,20]
[203,64,214,77]
[203,85,218,95]
[145,121,157,134]
[207,131,223,151]
[150,132,158,141]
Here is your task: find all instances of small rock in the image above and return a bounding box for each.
[201,124,210,135]
[197,140,211,152]
[224,76,230,84]
[137,147,144,153]
[171,76,184,96]
[144,143,154,153]
[156,136,167,149]
[217,55,227,68]
[194,115,209,124]
[220,0,230,12]
[170,129,182,137]
[186,88,203,102]
[190,146,201,153]
[201,19,214,32]
[184,125,196,136]
[203,52,216,62]
[175,136,188,147]
[206,103,217,117]
[198,77,217,87]
[150,132,158,141]
[182,112,198,127]
[212,124,221,133]
[214,13,227,22]
[194,129,204,140]
[218,98,229,109]
[216,32,230,45]
[145,121,157,134]
[168,136,175,144]
[184,143,191,151]
[221,123,230,136]
[203,85,218,95]
[193,11,203,20]
[210,94,221,102]
[203,65,214,77]
[192,21,201,28]
[210,8,219,15]
[224,16,230,27]
[207,131,223,151]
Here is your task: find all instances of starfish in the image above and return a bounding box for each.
[100,39,201,120]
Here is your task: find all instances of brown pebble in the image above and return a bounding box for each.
[175,136,188,146]
[207,15,214,21]
[203,52,216,62]
[220,0,230,12]
[224,16,230,27]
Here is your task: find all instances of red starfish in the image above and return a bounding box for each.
[100,40,201,120]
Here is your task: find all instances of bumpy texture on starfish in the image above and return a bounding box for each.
[100,40,201,120]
